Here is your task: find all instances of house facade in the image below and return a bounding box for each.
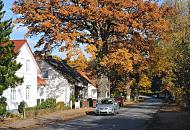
[36,56,97,107]
[37,76,47,105]
[87,84,97,99]
[2,40,97,111]
[3,40,40,111]
[78,71,97,100]
[37,59,74,106]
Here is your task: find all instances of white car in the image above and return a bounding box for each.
[95,98,119,115]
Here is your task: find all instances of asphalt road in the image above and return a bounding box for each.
[37,98,162,130]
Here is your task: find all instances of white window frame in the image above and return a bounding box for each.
[26,60,30,71]
[11,88,16,100]
[26,85,31,100]
[20,58,25,70]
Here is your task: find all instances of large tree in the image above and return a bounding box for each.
[13,0,172,91]
[0,0,23,115]
[172,0,190,108]
[149,0,190,106]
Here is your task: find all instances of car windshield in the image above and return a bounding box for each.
[101,99,114,104]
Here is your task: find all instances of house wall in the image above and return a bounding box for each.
[87,84,97,99]
[38,60,74,106]
[37,85,47,104]
[3,44,38,111]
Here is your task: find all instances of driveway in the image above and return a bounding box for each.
[37,98,162,130]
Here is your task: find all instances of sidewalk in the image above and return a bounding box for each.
[147,103,190,130]
[0,101,137,130]
[0,107,95,130]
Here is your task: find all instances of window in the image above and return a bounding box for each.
[107,91,110,98]
[43,71,49,79]
[11,88,16,100]
[26,85,31,100]
[26,60,30,71]
[37,99,40,105]
[20,58,25,70]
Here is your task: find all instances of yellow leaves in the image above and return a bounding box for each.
[100,49,133,73]
[86,44,97,60]
[139,74,151,88]
[41,21,52,28]
[66,49,88,71]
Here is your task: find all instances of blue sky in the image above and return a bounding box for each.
[3,0,66,58]
[3,0,27,40]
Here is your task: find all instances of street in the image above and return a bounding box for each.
[37,98,162,130]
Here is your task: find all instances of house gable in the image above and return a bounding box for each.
[11,40,40,72]
[45,56,88,86]
[3,40,39,110]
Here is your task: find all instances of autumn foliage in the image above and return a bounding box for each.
[12,0,172,90]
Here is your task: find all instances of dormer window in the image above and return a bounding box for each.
[43,71,49,79]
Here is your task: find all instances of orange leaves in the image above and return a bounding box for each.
[116,24,128,33]
[66,49,88,71]
[41,21,52,28]
[132,21,142,29]
[12,0,173,83]
[86,44,97,60]
[100,48,133,74]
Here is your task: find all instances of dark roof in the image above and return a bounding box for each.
[45,56,89,85]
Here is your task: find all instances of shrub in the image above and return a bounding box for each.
[18,101,27,114]
[6,112,21,118]
[36,98,56,109]
[55,102,69,110]
[0,97,7,116]
[55,102,65,110]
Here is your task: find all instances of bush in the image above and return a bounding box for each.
[36,98,56,109]
[18,101,27,114]
[55,102,69,110]
[6,112,21,118]
[0,97,7,116]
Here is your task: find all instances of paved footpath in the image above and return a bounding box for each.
[0,108,94,130]
[37,99,162,130]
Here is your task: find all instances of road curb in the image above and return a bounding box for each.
[142,101,164,130]
[4,108,94,130]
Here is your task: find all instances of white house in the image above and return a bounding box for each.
[37,76,47,105]
[87,84,97,99]
[3,40,40,111]
[36,55,97,107]
[36,58,75,106]
[78,71,97,100]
